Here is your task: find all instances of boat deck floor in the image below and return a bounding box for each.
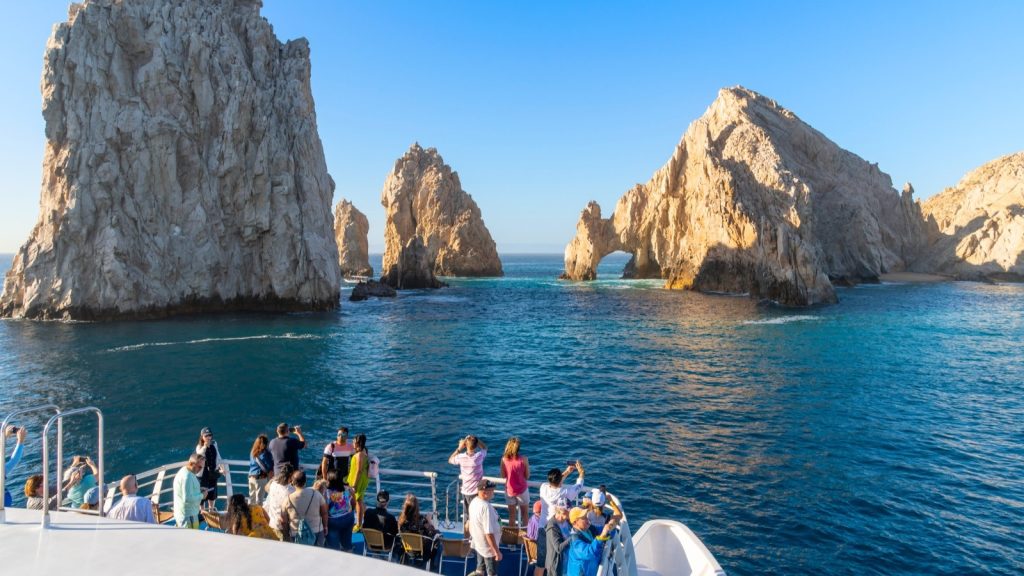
[0,507,528,576]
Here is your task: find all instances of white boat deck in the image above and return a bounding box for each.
[0,507,426,576]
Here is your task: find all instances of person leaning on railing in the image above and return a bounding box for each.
[564,498,622,576]
[24,470,81,511]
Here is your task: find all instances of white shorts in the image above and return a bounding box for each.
[504,488,529,506]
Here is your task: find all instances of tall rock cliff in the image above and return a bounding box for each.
[916,152,1024,279]
[0,0,341,320]
[380,144,502,288]
[333,199,373,277]
[563,87,927,306]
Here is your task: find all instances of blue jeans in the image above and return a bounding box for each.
[326,511,354,551]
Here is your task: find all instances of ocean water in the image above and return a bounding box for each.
[1,253,1022,575]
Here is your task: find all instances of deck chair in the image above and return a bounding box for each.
[153,504,176,525]
[438,537,473,575]
[520,535,539,576]
[362,527,394,562]
[400,532,440,569]
[500,525,523,550]
[200,509,225,531]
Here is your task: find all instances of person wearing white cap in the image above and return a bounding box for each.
[583,487,610,531]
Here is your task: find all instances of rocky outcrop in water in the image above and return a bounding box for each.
[350,280,396,301]
[0,0,340,320]
[380,236,447,290]
[562,87,927,306]
[334,199,373,277]
[916,152,1024,280]
[380,144,502,289]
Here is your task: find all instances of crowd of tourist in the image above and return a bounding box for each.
[3,424,622,576]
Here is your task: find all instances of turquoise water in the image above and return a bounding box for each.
[1,253,1022,575]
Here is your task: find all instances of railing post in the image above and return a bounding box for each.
[41,407,104,528]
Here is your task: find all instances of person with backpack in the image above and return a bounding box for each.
[319,426,354,480]
[347,433,370,532]
[281,469,327,546]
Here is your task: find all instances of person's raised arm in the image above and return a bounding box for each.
[606,497,622,523]
[477,438,487,451]
[561,459,577,477]
[448,438,466,464]
[294,426,306,447]
[84,456,99,476]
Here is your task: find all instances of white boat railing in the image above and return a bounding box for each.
[109,459,438,522]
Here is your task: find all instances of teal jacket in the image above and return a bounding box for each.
[565,529,608,576]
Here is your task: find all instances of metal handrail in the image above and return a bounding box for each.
[127,459,438,522]
[41,407,104,528]
[0,404,62,524]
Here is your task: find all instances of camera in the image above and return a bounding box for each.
[6,425,19,435]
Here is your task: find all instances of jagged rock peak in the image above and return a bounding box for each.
[916,152,1024,280]
[334,199,373,278]
[379,143,502,289]
[0,0,341,320]
[562,85,927,306]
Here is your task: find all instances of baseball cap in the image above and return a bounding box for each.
[569,507,588,524]
[590,488,606,507]
[200,427,212,436]
[479,479,497,491]
[84,486,100,506]
[554,497,570,511]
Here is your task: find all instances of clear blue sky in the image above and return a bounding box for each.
[2,1,1022,253]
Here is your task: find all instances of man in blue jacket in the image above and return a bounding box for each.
[564,498,621,576]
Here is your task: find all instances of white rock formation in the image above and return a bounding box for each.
[0,0,340,320]
[562,87,927,305]
[334,199,372,277]
[917,152,1024,279]
[380,144,502,288]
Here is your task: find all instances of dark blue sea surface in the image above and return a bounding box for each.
[1,253,1022,575]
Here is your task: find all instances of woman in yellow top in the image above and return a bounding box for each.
[347,433,370,531]
[225,494,277,540]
